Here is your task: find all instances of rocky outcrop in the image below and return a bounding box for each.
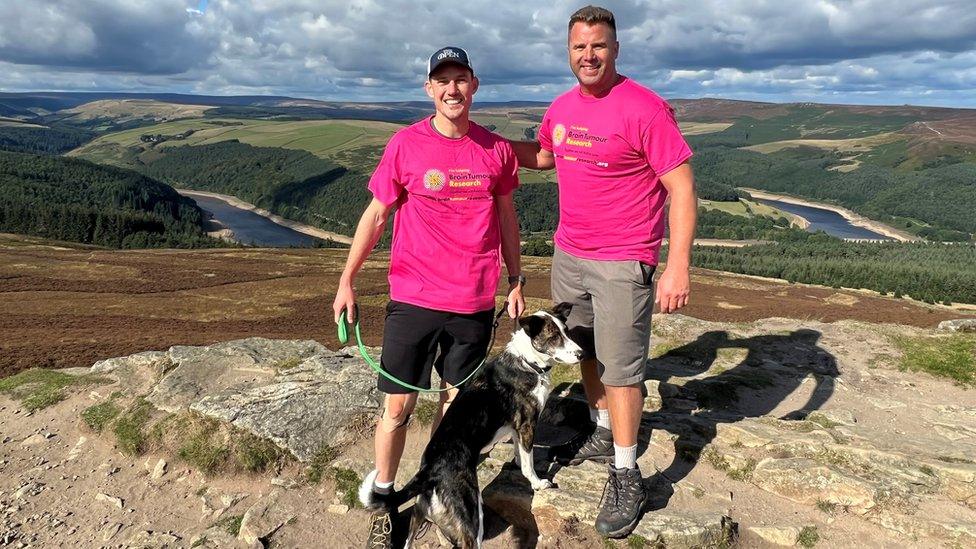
[939,319,976,333]
[78,316,976,547]
[88,338,382,461]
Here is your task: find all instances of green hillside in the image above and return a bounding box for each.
[136,140,371,236]
[70,118,400,173]
[0,151,219,248]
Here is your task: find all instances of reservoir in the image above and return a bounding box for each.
[187,193,323,247]
[756,198,892,240]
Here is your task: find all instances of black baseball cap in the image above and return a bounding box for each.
[427,46,474,77]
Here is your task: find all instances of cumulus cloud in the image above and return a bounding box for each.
[0,0,974,106]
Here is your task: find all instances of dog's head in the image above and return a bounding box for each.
[510,302,584,369]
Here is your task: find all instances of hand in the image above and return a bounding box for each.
[506,283,525,319]
[655,266,690,314]
[333,280,357,324]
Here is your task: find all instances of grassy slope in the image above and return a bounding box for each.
[71,118,401,173]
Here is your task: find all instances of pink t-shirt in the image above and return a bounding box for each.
[539,77,693,265]
[368,117,519,313]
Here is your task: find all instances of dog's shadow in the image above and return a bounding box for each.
[480,328,838,544]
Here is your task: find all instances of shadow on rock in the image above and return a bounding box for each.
[649,329,838,510]
[543,329,838,511]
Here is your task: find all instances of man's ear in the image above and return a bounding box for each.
[518,315,545,339]
[471,75,479,95]
[424,80,434,99]
[551,302,573,323]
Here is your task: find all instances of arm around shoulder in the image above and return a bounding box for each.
[509,140,555,170]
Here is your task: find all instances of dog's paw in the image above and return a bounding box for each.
[531,479,554,491]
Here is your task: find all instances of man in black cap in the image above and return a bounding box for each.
[333,46,525,548]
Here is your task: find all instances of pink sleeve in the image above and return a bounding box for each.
[642,105,693,176]
[493,142,520,196]
[367,136,404,206]
[538,110,553,152]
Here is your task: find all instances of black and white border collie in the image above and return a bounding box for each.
[359,303,583,548]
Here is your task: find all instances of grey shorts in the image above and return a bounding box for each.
[551,246,655,386]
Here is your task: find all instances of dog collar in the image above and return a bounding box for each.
[520,357,549,375]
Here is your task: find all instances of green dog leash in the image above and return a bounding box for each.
[337,304,509,393]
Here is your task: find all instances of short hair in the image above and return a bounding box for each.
[568,5,616,39]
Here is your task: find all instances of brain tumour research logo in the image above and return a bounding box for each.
[552,124,566,147]
[423,169,446,191]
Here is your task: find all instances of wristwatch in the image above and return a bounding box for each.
[508,274,527,287]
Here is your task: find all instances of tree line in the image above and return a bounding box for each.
[687,135,976,241]
[692,238,976,305]
[0,151,220,248]
[0,125,95,155]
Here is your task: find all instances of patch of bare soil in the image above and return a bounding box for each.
[0,233,971,378]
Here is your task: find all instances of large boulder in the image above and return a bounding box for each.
[90,338,382,461]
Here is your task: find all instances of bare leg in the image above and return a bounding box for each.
[374,392,418,484]
[604,383,642,447]
[580,358,608,411]
[430,382,458,434]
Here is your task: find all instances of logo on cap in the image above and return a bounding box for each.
[428,46,472,76]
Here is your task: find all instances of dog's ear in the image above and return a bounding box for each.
[551,302,573,323]
[518,315,545,339]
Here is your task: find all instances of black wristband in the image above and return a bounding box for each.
[508,274,527,286]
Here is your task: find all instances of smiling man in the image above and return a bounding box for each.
[332,46,525,548]
[512,5,697,539]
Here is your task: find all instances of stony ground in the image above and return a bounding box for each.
[2,313,975,548]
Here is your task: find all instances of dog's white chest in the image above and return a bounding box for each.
[531,377,551,410]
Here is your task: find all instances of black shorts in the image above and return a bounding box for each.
[378,300,494,394]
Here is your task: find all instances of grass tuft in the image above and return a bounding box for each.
[549,362,580,387]
[0,368,109,411]
[233,432,285,473]
[627,534,650,548]
[177,415,230,475]
[413,399,439,426]
[214,514,244,537]
[807,412,841,429]
[306,445,340,484]
[274,356,302,371]
[894,334,976,387]
[798,525,819,547]
[816,499,837,514]
[81,399,121,433]
[333,468,363,509]
[113,397,154,456]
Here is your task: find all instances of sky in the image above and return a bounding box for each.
[1,0,975,107]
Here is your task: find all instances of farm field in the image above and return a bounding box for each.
[70,117,402,168]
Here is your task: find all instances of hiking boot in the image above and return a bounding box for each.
[551,425,614,466]
[595,465,647,538]
[365,510,393,549]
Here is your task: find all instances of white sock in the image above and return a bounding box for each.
[596,408,611,430]
[614,443,637,470]
[374,479,394,491]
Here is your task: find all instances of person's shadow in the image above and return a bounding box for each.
[638,329,840,511]
[492,328,840,538]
